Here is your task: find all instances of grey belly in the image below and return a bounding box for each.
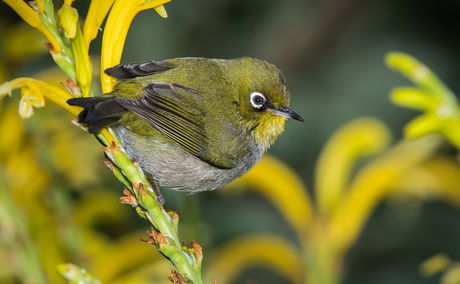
[113,125,264,192]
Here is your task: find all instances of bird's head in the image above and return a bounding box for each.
[228,58,304,149]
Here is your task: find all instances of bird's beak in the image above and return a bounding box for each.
[268,105,305,122]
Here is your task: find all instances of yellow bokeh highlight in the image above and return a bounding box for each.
[3,23,47,62]
[420,254,451,277]
[205,234,303,284]
[315,118,391,215]
[389,157,460,207]
[386,52,460,148]
[3,0,61,53]
[228,154,313,238]
[217,117,459,283]
[327,135,440,255]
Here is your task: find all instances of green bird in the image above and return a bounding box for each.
[68,57,303,196]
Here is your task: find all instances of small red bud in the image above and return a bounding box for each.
[168,270,187,284]
[119,188,138,207]
[191,240,203,261]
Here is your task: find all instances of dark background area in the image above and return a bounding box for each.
[1,0,460,283]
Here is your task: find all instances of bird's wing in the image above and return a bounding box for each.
[115,82,235,169]
[104,61,171,79]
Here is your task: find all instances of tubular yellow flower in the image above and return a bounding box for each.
[386,52,460,148]
[327,135,440,255]
[100,0,171,93]
[205,234,304,284]
[35,0,45,13]
[83,0,116,48]
[57,4,79,39]
[391,87,440,110]
[388,157,460,207]
[0,78,80,117]
[4,0,61,53]
[315,118,391,216]
[56,3,92,96]
[404,113,441,138]
[386,53,455,103]
[19,86,45,118]
[71,25,93,97]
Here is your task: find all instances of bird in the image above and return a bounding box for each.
[68,57,304,198]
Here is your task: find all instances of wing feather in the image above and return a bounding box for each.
[115,82,233,168]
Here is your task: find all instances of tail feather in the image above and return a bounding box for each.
[68,97,127,133]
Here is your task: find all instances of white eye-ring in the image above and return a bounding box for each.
[250,92,267,109]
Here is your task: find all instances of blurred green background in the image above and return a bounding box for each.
[1,0,460,283]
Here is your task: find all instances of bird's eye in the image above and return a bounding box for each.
[250,92,267,109]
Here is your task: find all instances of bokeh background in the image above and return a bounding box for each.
[1,0,460,283]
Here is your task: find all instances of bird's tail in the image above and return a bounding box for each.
[67,96,127,133]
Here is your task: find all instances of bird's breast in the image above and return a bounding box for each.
[113,125,264,192]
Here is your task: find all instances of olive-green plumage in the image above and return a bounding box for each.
[68,57,303,193]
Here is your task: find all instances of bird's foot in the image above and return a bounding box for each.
[151,181,165,206]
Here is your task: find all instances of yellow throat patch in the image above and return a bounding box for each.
[252,115,287,149]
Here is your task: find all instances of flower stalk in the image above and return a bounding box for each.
[97,128,203,283]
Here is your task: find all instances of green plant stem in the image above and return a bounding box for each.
[39,0,76,80]
[97,129,203,283]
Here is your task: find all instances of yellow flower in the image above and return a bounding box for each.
[35,0,45,13]
[206,234,303,284]
[100,0,172,93]
[0,77,80,117]
[327,135,440,254]
[18,85,45,118]
[71,26,93,97]
[315,119,391,215]
[83,0,116,48]
[2,23,47,64]
[57,4,79,39]
[386,52,460,148]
